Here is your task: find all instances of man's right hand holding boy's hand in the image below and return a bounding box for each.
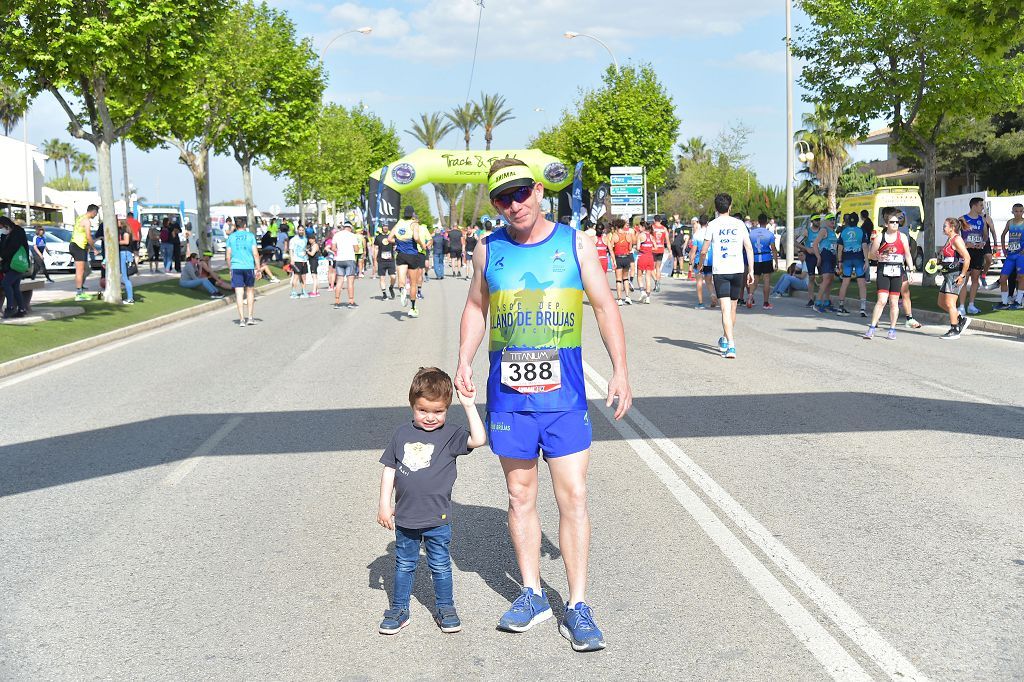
[377,504,395,530]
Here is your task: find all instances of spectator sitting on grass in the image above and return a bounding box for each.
[771,256,810,298]
[180,253,225,298]
[198,251,232,291]
[257,250,279,283]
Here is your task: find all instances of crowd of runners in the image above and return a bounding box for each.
[214,189,1024,353]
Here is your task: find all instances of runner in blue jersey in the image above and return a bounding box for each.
[800,215,821,308]
[835,212,869,317]
[456,158,631,653]
[996,202,1024,310]
[958,197,997,315]
[747,213,777,309]
[811,213,838,312]
[689,214,718,309]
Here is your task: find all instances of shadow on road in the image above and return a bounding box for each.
[366,502,565,618]
[2,394,1019,498]
[653,336,722,356]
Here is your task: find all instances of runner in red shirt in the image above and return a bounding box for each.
[636,223,656,304]
[126,211,142,258]
[650,216,669,292]
[595,225,610,277]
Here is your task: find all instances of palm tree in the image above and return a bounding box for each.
[72,151,96,180]
[679,136,710,166]
[796,103,855,213]
[0,83,28,137]
[42,139,64,177]
[58,142,76,177]
[445,102,481,225]
[472,93,515,222]
[406,112,455,223]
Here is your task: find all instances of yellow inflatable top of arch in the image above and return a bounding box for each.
[370,148,573,194]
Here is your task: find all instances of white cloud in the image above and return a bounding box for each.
[729,49,787,74]
[315,0,775,63]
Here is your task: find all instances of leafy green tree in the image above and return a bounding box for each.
[560,64,680,190]
[795,0,1024,256]
[796,103,855,213]
[215,0,324,230]
[406,112,455,223]
[2,0,226,302]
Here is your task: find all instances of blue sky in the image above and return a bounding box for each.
[11,0,880,211]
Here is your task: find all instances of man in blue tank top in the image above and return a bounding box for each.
[958,197,997,315]
[996,202,1024,309]
[456,158,631,652]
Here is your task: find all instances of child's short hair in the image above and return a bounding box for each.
[409,367,453,406]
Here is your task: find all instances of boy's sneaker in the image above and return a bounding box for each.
[246,318,257,326]
[958,316,972,333]
[616,299,623,307]
[905,317,922,329]
[379,607,410,635]
[940,326,960,340]
[408,307,420,318]
[74,292,91,302]
[836,306,849,316]
[434,606,462,633]
[763,302,773,310]
[695,303,706,309]
[860,309,867,318]
[237,319,247,328]
[497,587,552,632]
[967,304,981,315]
[724,346,736,359]
[994,302,1011,310]
[623,297,632,305]
[805,299,814,308]
[863,325,876,340]
[559,602,606,652]
[290,292,299,299]
[309,291,320,298]
[886,328,897,340]
[332,303,344,310]
[718,336,728,354]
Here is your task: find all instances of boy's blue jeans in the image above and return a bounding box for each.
[392,524,453,611]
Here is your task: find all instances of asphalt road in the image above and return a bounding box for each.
[1,268,1021,681]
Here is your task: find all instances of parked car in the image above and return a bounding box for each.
[39,228,74,272]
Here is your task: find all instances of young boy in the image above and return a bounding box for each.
[377,367,486,635]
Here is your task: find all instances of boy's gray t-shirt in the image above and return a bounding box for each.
[379,421,470,529]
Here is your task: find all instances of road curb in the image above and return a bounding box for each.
[0,281,290,380]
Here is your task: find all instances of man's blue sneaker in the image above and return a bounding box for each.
[717,336,728,353]
[559,602,606,652]
[434,605,462,633]
[497,587,552,632]
[696,303,706,309]
[379,607,410,635]
[725,346,736,359]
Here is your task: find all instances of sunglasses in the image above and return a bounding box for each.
[888,219,901,224]
[492,184,534,210]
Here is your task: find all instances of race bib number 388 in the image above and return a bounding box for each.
[500,349,561,394]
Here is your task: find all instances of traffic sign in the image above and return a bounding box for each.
[611,186,643,196]
[611,175,643,185]
[611,197,643,205]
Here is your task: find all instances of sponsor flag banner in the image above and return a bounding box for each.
[590,183,609,223]
[570,161,584,230]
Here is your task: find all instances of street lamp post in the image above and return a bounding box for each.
[320,26,372,63]
[563,31,619,72]
[785,0,795,267]
[316,26,372,226]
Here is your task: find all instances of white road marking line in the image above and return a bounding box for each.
[583,375,871,681]
[583,360,928,682]
[161,415,244,487]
